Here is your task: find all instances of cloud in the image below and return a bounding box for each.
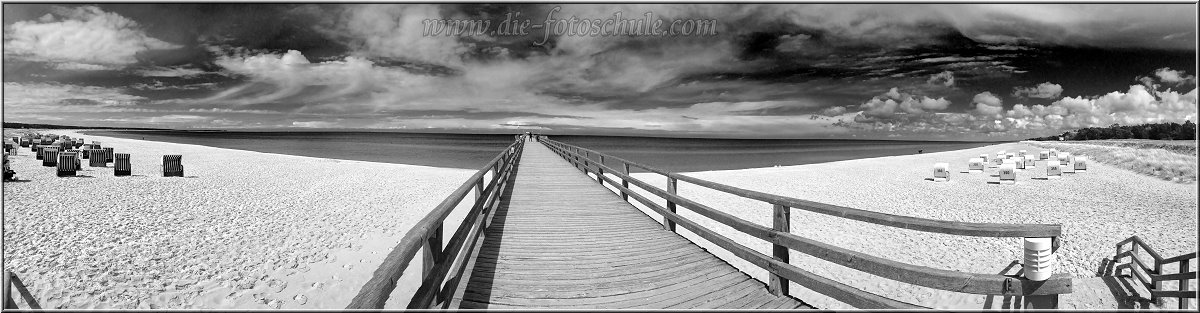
[324,4,473,67]
[970,91,1004,116]
[927,71,955,87]
[819,106,848,117]
[3,82,147,107]
[856,87,952,120]
[4,5,180,66]
[1154,67,1198,86]
[136,66,209,77]
[1012,82,1063,98]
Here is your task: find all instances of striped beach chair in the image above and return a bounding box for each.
[73,140,83,148]
[103,147,114,163]
[57,152,79,176]
[114,153,131,176]
[163,155,183,177]
[32,144,41,156]
[92,142,102,149]
[89,150,107,167]
[42,147,58,167]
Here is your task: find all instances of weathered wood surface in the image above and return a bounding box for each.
[446,143,811,309]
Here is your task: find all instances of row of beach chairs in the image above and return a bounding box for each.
[4,134,183,179]
[932,149,1087,184]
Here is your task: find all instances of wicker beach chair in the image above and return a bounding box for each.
[32,145,42,159]
[19,138,30,147]
[57,152,78,176]
[103,147,114,163]
[65,149,81,167]
[89,150,106,167]
[163,155,183,177]
[42,147,58,167]
[80,144,93,158]
[2,155,15,181]
[114,153,131,176]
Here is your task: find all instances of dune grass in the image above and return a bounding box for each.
[1071,139,1197,156]
[1024,140,1198,184]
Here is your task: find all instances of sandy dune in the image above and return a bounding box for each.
[2,131,474,309]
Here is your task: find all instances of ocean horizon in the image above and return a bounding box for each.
[86,130,1003,172]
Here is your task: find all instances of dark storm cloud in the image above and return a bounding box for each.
[3,3,1196,139]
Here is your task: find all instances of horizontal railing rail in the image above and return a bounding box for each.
[540,137,1072,309]
[1115,236,1196,309]
[347,135,527,309]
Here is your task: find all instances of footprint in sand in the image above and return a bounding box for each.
[267,279,287,293]
[293,294,307,305]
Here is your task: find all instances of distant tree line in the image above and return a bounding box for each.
[1028,121,1197,141]
[2,122,164,130]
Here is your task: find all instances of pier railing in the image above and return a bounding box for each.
[3,271,41,309]
[540,137,1073,309]
[1114,236,1196,309]
[347,135,527,309]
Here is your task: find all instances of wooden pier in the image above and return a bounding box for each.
[347,135,1077,310]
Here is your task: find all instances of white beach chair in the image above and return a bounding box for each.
[1058,152,1071,166]
[1024,155,1036,168]
[1018,150,1027,158]
[979,154,989,163]
[968,158,984,173]
[933,163,949,182]
[1039,150,1049,160]
[1073,156,1087,172]
[1013,157,1025,170]
[1049,149,1058,159]
[1046,162,1062,179]
[999,163,1016,185]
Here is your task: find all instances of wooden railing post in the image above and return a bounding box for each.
[423,225,443,297]
[665,177,677,232]
[621,162,630,201]
[4,271,14,309]
[1154,260,1163,306]
[1181,259,1191,309]
[769,204,790,296]
[597,155,605,185]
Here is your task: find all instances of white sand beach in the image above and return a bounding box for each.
[622,142,1197,309]
[3,131,474,309]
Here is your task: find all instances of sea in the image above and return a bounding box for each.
[86,131,1003,172]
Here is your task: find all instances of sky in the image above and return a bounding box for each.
[2,3,1197,140]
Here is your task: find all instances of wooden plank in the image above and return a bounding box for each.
[461,262,729,294]
[684,279,762,309]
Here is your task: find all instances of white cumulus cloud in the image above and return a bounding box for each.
[1012,82,1063,98]
[4,6,180,66]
